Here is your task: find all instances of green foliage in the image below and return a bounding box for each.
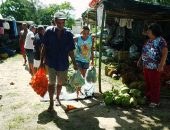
[0,0,37,21]
[37,2,75,26]
[0,0,75,27]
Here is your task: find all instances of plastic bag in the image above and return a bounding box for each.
[129,44,138,53]
[129,44,138,58]
[65,84,76,93]
[29,68,48,97]
[69,70,85,88]
[86,66,97,83]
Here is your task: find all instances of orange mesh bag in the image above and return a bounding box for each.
[30,68,48,97]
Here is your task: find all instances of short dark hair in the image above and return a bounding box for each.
[148,23,162,37]
[82,26,90,31]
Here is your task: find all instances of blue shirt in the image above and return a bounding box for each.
[75,35,92,63]
[43,27,75,71]
[142,36,167,69]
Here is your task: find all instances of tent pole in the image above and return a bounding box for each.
[98,7,105,94]
[95,10,98,67]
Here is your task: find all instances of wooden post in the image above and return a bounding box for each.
[95,10,98,67]
[98,7,105,94]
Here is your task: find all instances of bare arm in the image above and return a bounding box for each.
[158,47,168,72]
[137,55,142,67]
[73,37,77,44]
[40,44,46,68]
[91,37,95,65]
[69,51,78,70]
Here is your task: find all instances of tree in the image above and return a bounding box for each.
[0,1,75,27]
[0,0,37,21]
[37,2,75,27]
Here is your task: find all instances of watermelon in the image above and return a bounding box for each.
[104,95,113,105]
[121,96,131,107]
[112,88,119,95]
[130,97,138,107]
[120,87,130,94]
[129,89,141,97]
[114,96,122,105]
[103,91,113,99]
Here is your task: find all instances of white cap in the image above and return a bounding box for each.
[54,12,66,20]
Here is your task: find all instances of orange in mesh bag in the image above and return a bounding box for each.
[30,68,48,97]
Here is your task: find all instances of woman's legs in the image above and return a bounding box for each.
[144,68,151,100]
[148,69,160,104]
[144,68,160,104]
[80,69,87,78]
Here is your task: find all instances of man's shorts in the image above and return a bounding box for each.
[76,60,89,69]
[48,66,68,86]
[25,49,34,64]
[33,59,40,68]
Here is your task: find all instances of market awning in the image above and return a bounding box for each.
[83,0,170,22]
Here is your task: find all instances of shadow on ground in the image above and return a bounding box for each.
[37,93,170,130]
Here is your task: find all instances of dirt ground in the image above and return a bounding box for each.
[0,55,170,130]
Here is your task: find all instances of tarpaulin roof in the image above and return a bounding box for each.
[103,0,170,20]
[83,0,170,23]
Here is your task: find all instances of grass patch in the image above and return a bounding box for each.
[0,105,3,111]
[7,114,29,129]
[32,103,46,110]
[6,114,33,129]
[5,92,20,97]
[10,102,26,110]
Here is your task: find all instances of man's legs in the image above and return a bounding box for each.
[20,43,27,65]
[56,84,62,105]
[48,67,57,111]
[48,84,55,111]
[56,70,68,105]
[23,53,27,65]
[25,49,34,75]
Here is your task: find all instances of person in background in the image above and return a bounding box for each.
[24,25,36,75]
[33,25,45,73]
[40,12,78,112]
[19,23,28,65]
[137,23,168,108]
[74,26,94,77]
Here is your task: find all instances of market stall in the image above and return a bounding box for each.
[0,17,19,58]
[85,0,170,93]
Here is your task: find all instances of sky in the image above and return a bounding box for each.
[40,0,92,19]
